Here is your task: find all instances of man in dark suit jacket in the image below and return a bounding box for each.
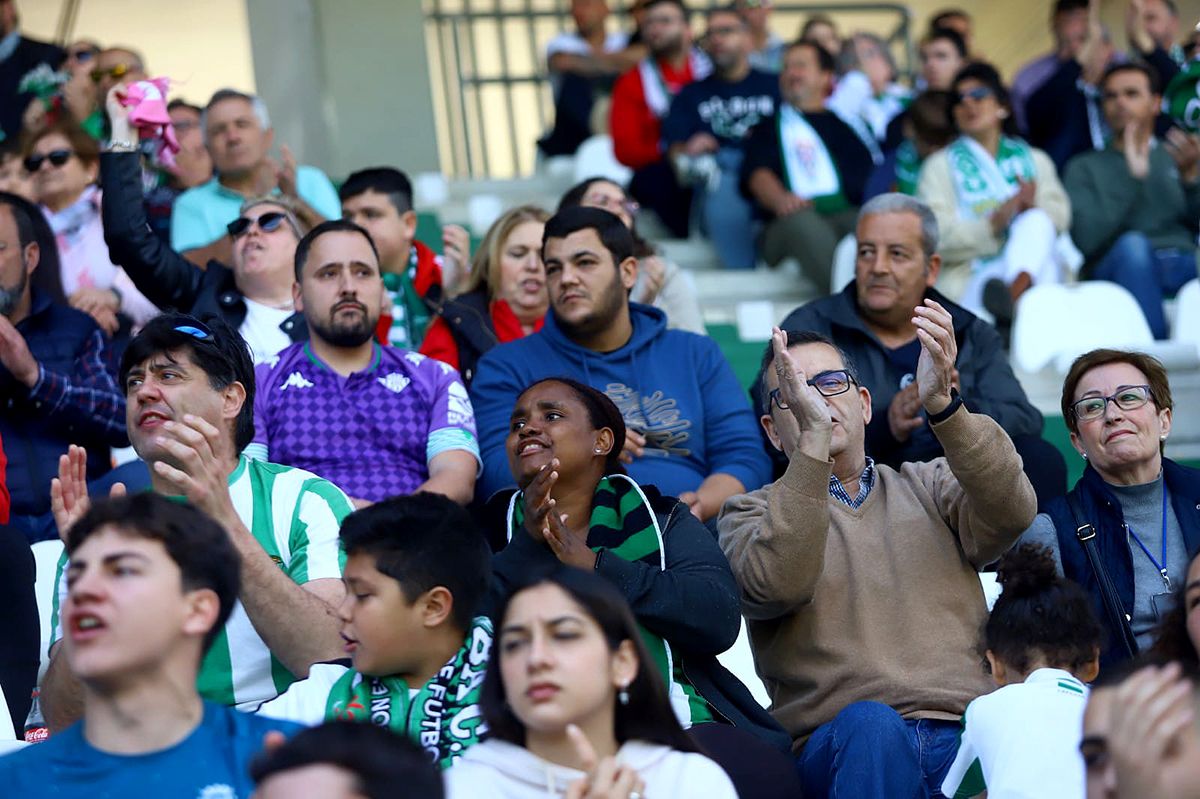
[0,0,64,141]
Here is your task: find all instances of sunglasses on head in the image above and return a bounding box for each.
[174,323,212,340]
[90,63,132,84]
[23,150,73,173]
[227,211,290,239]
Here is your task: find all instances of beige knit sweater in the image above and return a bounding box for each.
[717,408,1037,750]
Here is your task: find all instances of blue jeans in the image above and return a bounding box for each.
[796,701,962,799]
[1090,231,1198,339]
[700,147,758,270]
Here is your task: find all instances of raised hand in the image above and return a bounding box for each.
[50,445,126,543]
[887,381,924,442]
[770,327,832,435]
[277,145,299,199]
[149,414,238,530]
[619,429,645,465]
[521,459,559,542]
[543,508,594,570]
[912,299,958,415]
[1108,663,1196,799]
[1164,127,1200,183]
[0,314,40,387]
[1125,120,1152,179]
[564,723,647,799]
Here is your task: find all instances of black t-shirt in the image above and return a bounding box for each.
[662,68,779,149]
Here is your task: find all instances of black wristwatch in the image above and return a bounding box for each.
[927,388,963,425]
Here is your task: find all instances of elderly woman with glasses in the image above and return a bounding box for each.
[917,62,1071,327]
[557,177,706,335]
[24,121,158,335]
[1018,348,1200,669]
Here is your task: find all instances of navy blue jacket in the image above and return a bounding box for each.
[1045,460,1200,667]
[0,292,128,516]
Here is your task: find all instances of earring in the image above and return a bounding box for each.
[618,683,630,706]
[1081,452,1088,460]
[594,447,603,454]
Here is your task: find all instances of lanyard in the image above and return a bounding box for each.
[1126,486,1171,590]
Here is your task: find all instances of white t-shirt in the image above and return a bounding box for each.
[545,30,629,64]
[941,668,1089,799]
[239,299,294,365]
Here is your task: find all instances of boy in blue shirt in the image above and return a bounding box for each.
[0,493,300,796]
[256,493,493,769]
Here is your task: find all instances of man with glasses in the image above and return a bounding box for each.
[776,193,1063,509]
[663,5,777,268]
[41,312,353,731]
[610,0,709,238]
[170,88,340,258]
[471,206,769,521]
[102,90,307,363]
[718,311,1036,797]
[0,0,64,140]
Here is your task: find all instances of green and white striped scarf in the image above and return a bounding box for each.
[507,475,713,727]
[946,134,1037,221]
[325,616,493,770]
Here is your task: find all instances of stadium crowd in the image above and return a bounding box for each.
[0,0,1199,796]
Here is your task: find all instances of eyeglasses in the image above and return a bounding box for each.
[954,86,994,105]
[90,63,132,84]
[769,370,855,409]
[1071,385,1154,421]
[227,211,289,239]
[23,150,73,173]
[583,194,640,217]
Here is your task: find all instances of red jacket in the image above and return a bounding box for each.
[610,56,704,169]
[420,297,543,371]
[0,431,10,524]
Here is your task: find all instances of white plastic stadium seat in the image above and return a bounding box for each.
[1172,279,1200,352]
[1012,283,1154,373]
[830,234,857,294]
[32,539,65,684]
[572,135,633,186]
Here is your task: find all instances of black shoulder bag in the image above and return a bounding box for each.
[1067,492,1139,660]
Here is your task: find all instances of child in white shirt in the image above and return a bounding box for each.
[941,543,1104,799]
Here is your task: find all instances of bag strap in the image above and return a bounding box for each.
[1067,492,1139,659]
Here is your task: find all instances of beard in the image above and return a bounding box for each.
[0,263,28,318]
[309,302,377,348]
[554,275,627,344]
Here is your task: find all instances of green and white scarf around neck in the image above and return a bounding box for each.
[325,616,492,770]
[946,134,1037,222]
[777,104,848,214]
[506,474,714,728]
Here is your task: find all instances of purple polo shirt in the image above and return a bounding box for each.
[249,342,480,501]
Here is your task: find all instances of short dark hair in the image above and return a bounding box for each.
[929,8,969,29]
[542,206,635,267]
[923,26,967,59]
[756,329,860,416]
[67,493,240,654]
[338,493,492,631]
[984,543,1103,676]
[166,99,203,116]
[1101,61,1161,96]
[786,39,836,73]
[908,89,957,150]
[706,4,745,26]
[950,61,1017,136]
[800,13,837,39]
[482,567,699,754]
[519,377,627,476]
[339,167,414,216]
[1061,348,1173,437]
[250,722,443,799]
[120,313,256,452]
[1054,0,1089,15]
[644,0,687,14]
[293,219,381,280]
[0,191,66,304]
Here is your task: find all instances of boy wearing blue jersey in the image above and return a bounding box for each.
[0,493,301,795]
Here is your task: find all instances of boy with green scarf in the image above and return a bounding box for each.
[256,492,493,770]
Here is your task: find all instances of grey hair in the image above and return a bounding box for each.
[237,195,303,238]
[858,193,940,261]
[201,89,272,143]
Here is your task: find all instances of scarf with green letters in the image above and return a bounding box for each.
[507,474,714,727]
[1165,57,1200,133]
[324,616,492,770]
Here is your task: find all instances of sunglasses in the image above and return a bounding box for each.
[227,211,290,239]
[954,86,994,105]
[23,149,73,173]
[90,63,132,84]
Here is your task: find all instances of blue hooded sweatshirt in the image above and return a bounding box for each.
[469,303,771,499]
